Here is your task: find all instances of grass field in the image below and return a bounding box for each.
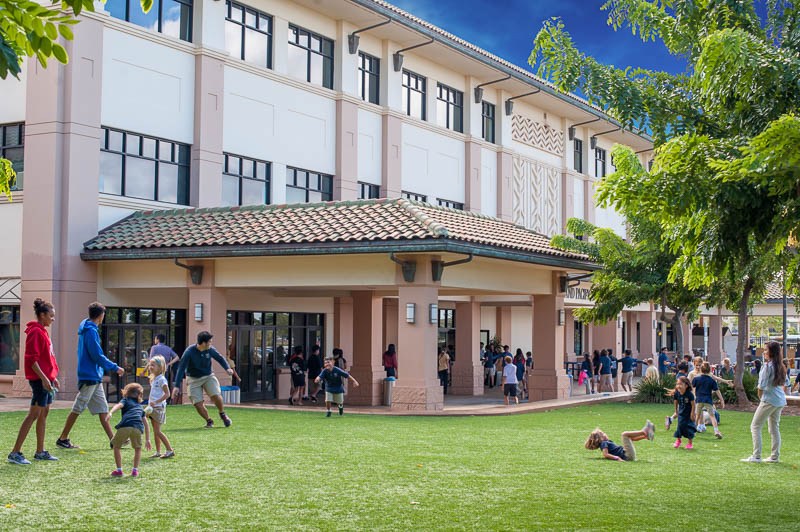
[1,403,798,531]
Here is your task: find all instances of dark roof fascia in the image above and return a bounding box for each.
[81,238,599,272]
[764,298,794,305]
[347,0,653,145]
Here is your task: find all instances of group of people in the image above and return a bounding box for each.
[579,349,637,394]
[479,344,532,404]
[287,345,360,416]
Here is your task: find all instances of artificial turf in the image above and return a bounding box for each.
[0,403,797,531]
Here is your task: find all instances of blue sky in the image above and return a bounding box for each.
[388,0,686,76]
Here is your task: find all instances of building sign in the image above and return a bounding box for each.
[564,281,593,306]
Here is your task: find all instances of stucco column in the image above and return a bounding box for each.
[381,114,402,198]
[451,299,482,395]
[334,99,358,201]
[708,313,723,364]
[529,272,570,401]
[382,298,398,358]
[333,297,354,357]
[348,291,383,406]
[681,318,693,356]
[465,140,482,213]
[186,261,228,382]
[638,310,657,359]
[561,171,574,234]
[584,179,596,226]
[496,150,512,221]
[191,54,224,207]
[392,256,443,410]
[564,309,575,359]
[626,311,637,354]
[14,17,104,398]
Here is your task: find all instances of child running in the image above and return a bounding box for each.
[672,376,696,449]
[665,361,689,430]
[146,356,174,458]
[585,420,655,461]
[315,356,359,417]
[692,362,725,439]
[108,383,151,477]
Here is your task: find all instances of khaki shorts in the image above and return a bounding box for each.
[621,372,633,387]
[695,402,716,420]
[148,405,166,425]
[187,375,222,404]
[71,383,108,415]
[112,426,143,449]
[621,435,636,461]
[599,374,612,390]
[325,392,344,404]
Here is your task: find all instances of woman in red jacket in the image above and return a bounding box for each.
[382,344,398,378]
[7,298,60,465]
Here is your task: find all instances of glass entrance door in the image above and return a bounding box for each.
[227,325,275,402]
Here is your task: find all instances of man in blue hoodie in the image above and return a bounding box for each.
[56,302,124,449]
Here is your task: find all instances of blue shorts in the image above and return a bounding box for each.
[30,379,54,408]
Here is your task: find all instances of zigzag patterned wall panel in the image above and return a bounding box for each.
[511,114,565,156]
[511,156,561,237]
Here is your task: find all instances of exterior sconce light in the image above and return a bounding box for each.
[194,303,203,322]
[348,34,360,54]
[473,87,484,104]
[653,319,658,329]
[406,303,416,324]
[557,309,565,326]
[568,126,575,140]
[618,315,623,328]
[590,136,598,150]
[393,52,404,71]
[504,99,514,116]
[429,304,438,324]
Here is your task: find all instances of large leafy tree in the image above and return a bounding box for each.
[531,0,800,402]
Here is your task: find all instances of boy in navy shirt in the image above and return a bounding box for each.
[108,383,150,477]
[619,349,635,392]
[691,362,724,438]
[585,420,655,462]
[315,357,359,417]
[598,350,612,392]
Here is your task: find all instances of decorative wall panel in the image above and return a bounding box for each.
[511,114,564,155]
[511,156,561,236]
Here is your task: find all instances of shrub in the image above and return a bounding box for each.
[719,371,759,404]
[633,374,677,404]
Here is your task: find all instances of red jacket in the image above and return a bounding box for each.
[24,321,59,381]
[382,351,398,369]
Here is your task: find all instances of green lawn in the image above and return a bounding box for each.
[0,403,798,531]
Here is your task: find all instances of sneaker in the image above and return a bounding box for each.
[204,419,214,429]
[740,456,762,463]
[644,420,655,441]
[326,411,331,417]
[130,469,139,477]
[161,451,175,459]
[673,439,682,449]
[220,413,232,428]
[56,438,79,449]
[311,396,317,403]
[288,397,293,406]
[110,469,124,477]
[763,457,780,463]
[714,431,723,440]
[7,452,31,465]
[34,450,58,461]
[665,416,672,430]
[686,442,693,450]
[338,405,344,416]
[150,453,162,459]
[696,424,706,433]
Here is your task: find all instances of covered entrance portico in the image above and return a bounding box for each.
[80,199,596,410]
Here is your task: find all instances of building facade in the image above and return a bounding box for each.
[1,0,664,409]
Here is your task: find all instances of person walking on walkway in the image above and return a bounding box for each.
[580,353,594,394]
[619,350,635,392]
[382,343,398,378]
[149,334,179,393]
[502,355,519,405]
[598,350,612,392]
[741,341,787,463]
[437,347,450,395]
[484,345,497,388]
[592,350,602,392]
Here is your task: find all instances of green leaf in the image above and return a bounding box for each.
[52,42,68,63]
[140,0,153,14]
[44,22,57,40]
[58,24,73,40]
[40,37,52,57]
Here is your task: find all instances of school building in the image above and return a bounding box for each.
[0,0,671,410]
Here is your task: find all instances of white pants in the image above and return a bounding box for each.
[751,401,784,460]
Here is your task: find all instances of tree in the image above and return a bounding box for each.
[531,0,800,403]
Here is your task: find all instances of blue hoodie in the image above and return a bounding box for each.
[77,318,119,383]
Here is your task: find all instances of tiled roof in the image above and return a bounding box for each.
[82,198,592,266]
[764,282,794,302]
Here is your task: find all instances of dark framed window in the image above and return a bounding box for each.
[100,127,190,205]
[402,191,427,202]
[401,69,426,120]
[436,83,463,133]
[358,52,379,105]
[595,147,607,178]
[574,139,583,173]
[288,24,333,89]
[222,153,271,206]
[285,166,332,203]
[358,182,379,199]
[437,198,464,210]
[104,0,192,42]
[1,122,23,190]
[227,311,323,369]
[482,102,495,144]
[0,305,20,374]
[438,308,455,329]
[225,1,272,68]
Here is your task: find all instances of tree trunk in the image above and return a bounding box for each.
[735,277,755,405]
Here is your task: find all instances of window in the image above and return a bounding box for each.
[222,153,271,206]
[438,308,455,329]
[225,1,272,68]
[437,198,464,210]
[0,306,20,375]
[401,70,426,120]
[402,191,427,202]
[104,0,192,42]
[358,182,380,199]
[436,83,463,133]
[482,102,495,144]
[358,52,379,105]
[285,167,332,203]
[574,139,583,173]
[227,311,323,368]
[100,127,190,205]
[1,123,23,190]
[288,25,333,89]
[595,147,607,178]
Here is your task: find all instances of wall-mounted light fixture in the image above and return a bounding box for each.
[392,38,434,71]
[194,303,203,322]
[618,315,623,328]
[429,303,438,324]
[473,74,510,103]
[567,118,601,141]
[504,88,540,116]
[347,18,390,54]
[406,303,416,324]
[653,319,658,330]
[557,309,565,326]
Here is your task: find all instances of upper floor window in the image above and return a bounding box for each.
[105,0,193,42]
[436,83,463,133]
[100,127,190,205]
[358,182,379,199]
[1,123,23,190]
[574,139,583,174]
[288,25,333,89]
[595,147,607,178]
[358,52,380,105]
[225,1,272,68]
[437,198,464,210]
[402,191,427,202]
[222,153,270,206]
[401,70,426,120]
[482,102,495,144]
[285,167,332,203]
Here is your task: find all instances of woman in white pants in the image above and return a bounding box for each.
[741,341,787,464]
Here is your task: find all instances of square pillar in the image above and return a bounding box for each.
[191,54,224,208]
[465,140,481,213]
[392,256,442,410]
[333,297,354,358]
[348,291,383,406]
[496,150,512,221]
[681,318,693,355]
[638,310,658,358]
[708,313,723,364]
[564,310,575,359]
[382,298,398,357]
[530,272,569,401]
[592,317,622,355]
[186,261,228,381]
[626,311,636,354]
[334,99,358,201]
[381,114,402,199]
[451,299,483,395]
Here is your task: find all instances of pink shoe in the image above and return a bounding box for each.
[130,469,139,477]
[673,439,682,448]
[686,442,693,450]
[110,469,123,477]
